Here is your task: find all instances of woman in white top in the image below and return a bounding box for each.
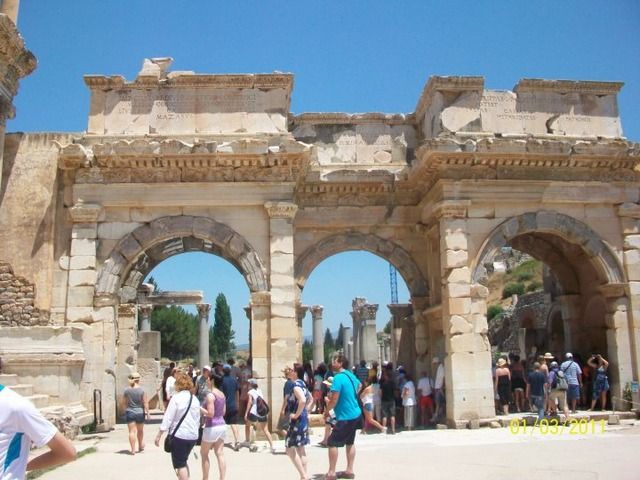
[402,373,417,431]
[155,372,201,480]
[359,378,385,434]
[243,378,274,452]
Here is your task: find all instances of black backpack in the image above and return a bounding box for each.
[256,394,269,416]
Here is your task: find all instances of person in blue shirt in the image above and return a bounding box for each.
[324,352,361,480]
[220,365,240,450]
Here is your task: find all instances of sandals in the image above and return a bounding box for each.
[337,472,355,479]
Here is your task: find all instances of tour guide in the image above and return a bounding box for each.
[324,352,362,480]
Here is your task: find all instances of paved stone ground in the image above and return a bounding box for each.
[34,412,640,480]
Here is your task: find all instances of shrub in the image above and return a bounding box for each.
[502,282,525,298]
[526,281,543,292]
[487,304,504,321]
[516,272,533,282]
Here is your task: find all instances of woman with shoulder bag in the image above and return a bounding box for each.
[285,365,311,480]
[155,372,201,480]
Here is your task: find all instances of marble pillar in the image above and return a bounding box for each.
[296,304,309,362]
[360,303,379,363]
[310,305,324,367]
[388,304,412,364]
[197,303,211,367]
[138,304,153,332]
[342,326,352,364]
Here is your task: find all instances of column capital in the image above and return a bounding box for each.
[360,303,379,321]
[618,203,640,219]
[296,304,309,319]
[431,200,471,220]
[251,291,271,306]
[264,201,298,219]
[138,304,154,316]
[244,305,252,320]
[196,303,211,316]
[68,202,102,223]
[310,305,324,319]
[387,303,413,319]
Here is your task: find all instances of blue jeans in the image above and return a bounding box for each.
[530,395,544,419]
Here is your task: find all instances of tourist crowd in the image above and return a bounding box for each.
[492,351,610,419]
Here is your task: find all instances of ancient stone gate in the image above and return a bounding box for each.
[1,46,639,427]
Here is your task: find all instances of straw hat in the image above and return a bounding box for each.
[496,358,507,367]
[543,352,554,360]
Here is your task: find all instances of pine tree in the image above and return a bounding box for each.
[323,328,334,363]
[151,305,198,360]
[302,339,313,364]
[335,322,344,351]
[212,293,235,361]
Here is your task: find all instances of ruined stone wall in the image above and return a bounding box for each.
[0,261,49,326]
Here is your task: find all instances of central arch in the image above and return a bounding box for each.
[294,232,429,297]
[96,215,268,302]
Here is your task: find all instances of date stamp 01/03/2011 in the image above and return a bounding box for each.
[509,418,606,435]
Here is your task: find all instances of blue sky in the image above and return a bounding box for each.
[7,1,639,345]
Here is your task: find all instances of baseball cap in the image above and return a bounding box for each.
[565,352,573,359]
[432,356,440,364]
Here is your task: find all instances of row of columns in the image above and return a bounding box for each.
[138,302,212,368]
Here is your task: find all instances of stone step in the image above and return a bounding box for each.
[26,394,49,408]
[8,384,34,396]
[0,373,18,386]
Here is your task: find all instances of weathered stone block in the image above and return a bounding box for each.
[441,231,468,251]
[67,287,95,307]
[446,298,471,316]
[72,224,97,240]
[447,267,471,284]
[70,238,96,256]
[68,270,97,287]
[624,250,640,281]
[69,255,96,270]
[449,333,490,353]
[446,283,471,298]
[98,222,142,240]
[624,235,640,250]
[449,315,473,335]
[467,206,495,218]
[67,307,94,323]
[443,249,469,269]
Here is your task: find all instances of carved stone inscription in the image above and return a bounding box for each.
[101,86,288,135]
[479,90,621,137]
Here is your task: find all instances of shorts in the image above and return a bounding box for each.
[327,418,360,447]
[201,425,226,444]
[170,437,197,469]
[419,396,434,409]
[549,390,566,410]
[381,400,395,419]
[248,413,267,423]
[224,409,238,424]
[567,384,580,402]
[125,411,145,424]
[363,403,373,412]
[313,390,323,401]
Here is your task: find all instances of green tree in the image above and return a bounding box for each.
[323,328,334,363]
[335,323,344,351]
[383,320,391,334]
[151,305,198,360]
[302,339,313,364]
[212,293,235,361]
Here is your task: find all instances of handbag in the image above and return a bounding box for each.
[164,393,193,453]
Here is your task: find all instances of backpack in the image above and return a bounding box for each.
[551,370,568,391]
[256,394,269,416]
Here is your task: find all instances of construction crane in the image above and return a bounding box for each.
[389,263,398,304]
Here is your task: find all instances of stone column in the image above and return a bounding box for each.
[116,303,137,418]
[438,202,494,426]
[351,297,366,363]
[388,304,412,364]
[296,304,309,362]
[599,284,634,410]
[264,202,299,388]
[342,327,352,363]
[310,305,324,367]
[138,304,153,332]
[618,203,640,380]
[197,303,211,367]
[360,303,379,363]
[0,0,20,24]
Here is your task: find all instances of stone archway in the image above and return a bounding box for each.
[295,232,428,297]
[96,215,268,303]
[472,211,625,286]
[472,211,631,408]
